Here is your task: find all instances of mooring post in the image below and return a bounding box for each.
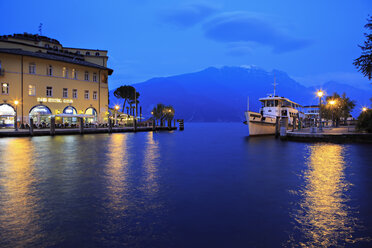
[179,119,184,131]
[275,117,280,138]
[108,118,112,133]
[292,116,297,132]
[280,117,288,137]
[29,118,34,136]
[50,117,55,136]
[152,119,155,131]
[79,117,84,134]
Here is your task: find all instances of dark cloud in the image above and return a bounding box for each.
[204,12,312,53]
[161,3,218,28]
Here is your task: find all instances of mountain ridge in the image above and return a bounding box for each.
[109,66,372,122]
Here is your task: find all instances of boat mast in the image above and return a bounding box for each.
[247,97,249,111]
[273,75,276,96]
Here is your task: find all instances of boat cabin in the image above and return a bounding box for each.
[259,96,303,124]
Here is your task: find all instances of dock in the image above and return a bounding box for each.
[281,126,372,143]
[0,126,178,138]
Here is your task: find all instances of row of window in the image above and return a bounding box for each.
[1,83,97,100]
[29,63,99,82]
[44,44,101,56]
[37,86,97,100]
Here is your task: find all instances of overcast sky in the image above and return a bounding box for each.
[1,0,371,90]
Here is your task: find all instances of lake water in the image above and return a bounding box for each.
[0,123,372,248]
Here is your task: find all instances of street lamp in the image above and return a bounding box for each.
[362,107,368,112]
[114,105,119,125]
[329,100,336,127]
[317,90,324,132]
[14,100,19,131]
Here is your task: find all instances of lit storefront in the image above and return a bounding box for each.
[85,107,97,123]
[0,104,15,128]
[29,105,52,124]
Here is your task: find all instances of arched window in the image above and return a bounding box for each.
[85,107,97,123]
[86,51,90,56]
[85,107,97,116]
[0,103,15,116]
[95,52,100,56]
[29,105,52,124]
[63,106,77,115]
[0,104,15,128]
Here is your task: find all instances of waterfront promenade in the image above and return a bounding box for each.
[283,126,372,143]
[0,126,177,137]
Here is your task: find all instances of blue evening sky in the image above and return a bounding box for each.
[1,0,371,90]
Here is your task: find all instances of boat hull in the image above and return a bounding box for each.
[245,111,276,136]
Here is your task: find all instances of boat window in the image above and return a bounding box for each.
[275,100,278,107]
[267,100,274,107]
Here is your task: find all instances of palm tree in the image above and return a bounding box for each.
[151,103,165,126]
[151,104,175,126]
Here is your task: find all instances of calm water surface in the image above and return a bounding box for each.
[0,123,372,247]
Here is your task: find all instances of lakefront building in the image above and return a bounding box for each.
[0,33,113,127]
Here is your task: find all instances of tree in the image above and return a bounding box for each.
[320,92,356,126]
[354,15,372,80]
[356,109,372,133]
[151,104,175,126]
[151,103,165,125]
[113,85,140,112]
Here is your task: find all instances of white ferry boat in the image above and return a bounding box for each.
[244,95,303,136]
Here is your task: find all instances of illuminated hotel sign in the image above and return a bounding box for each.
[37,97,73,104]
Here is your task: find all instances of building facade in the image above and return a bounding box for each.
[0,33,113,127]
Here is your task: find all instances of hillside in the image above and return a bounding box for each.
[109,66,372,122]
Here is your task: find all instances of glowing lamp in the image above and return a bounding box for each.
[362,107,367,112]
[14,100,19,105]
[329,100,336,105]
[114,105,120,110]
[317,90,323,97]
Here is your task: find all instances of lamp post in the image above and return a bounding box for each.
[14,100,19,131]
[114,105,119,125]
[362,107,368,112]
[329,100,336,127]
[317,90,323,132]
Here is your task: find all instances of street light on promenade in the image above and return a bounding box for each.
[114,105,119,125]
[14,100,19,131]
[317,90,324,132]
[362,107,368,112]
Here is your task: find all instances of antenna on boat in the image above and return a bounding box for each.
[272,73,278,97]
[247,97,249,111]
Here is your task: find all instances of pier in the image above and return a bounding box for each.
[280,126,372,143]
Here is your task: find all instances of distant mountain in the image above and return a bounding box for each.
[109,66,372,122]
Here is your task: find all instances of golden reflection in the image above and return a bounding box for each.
[290,144,357,247]
[143,132,160,195]
[0,138,41,246]
[105,134,129,211]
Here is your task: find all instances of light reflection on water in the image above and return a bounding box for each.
[0,139,41,247]
[143,132,160,196]
[288,144,368,247]
[104,133,130,211]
